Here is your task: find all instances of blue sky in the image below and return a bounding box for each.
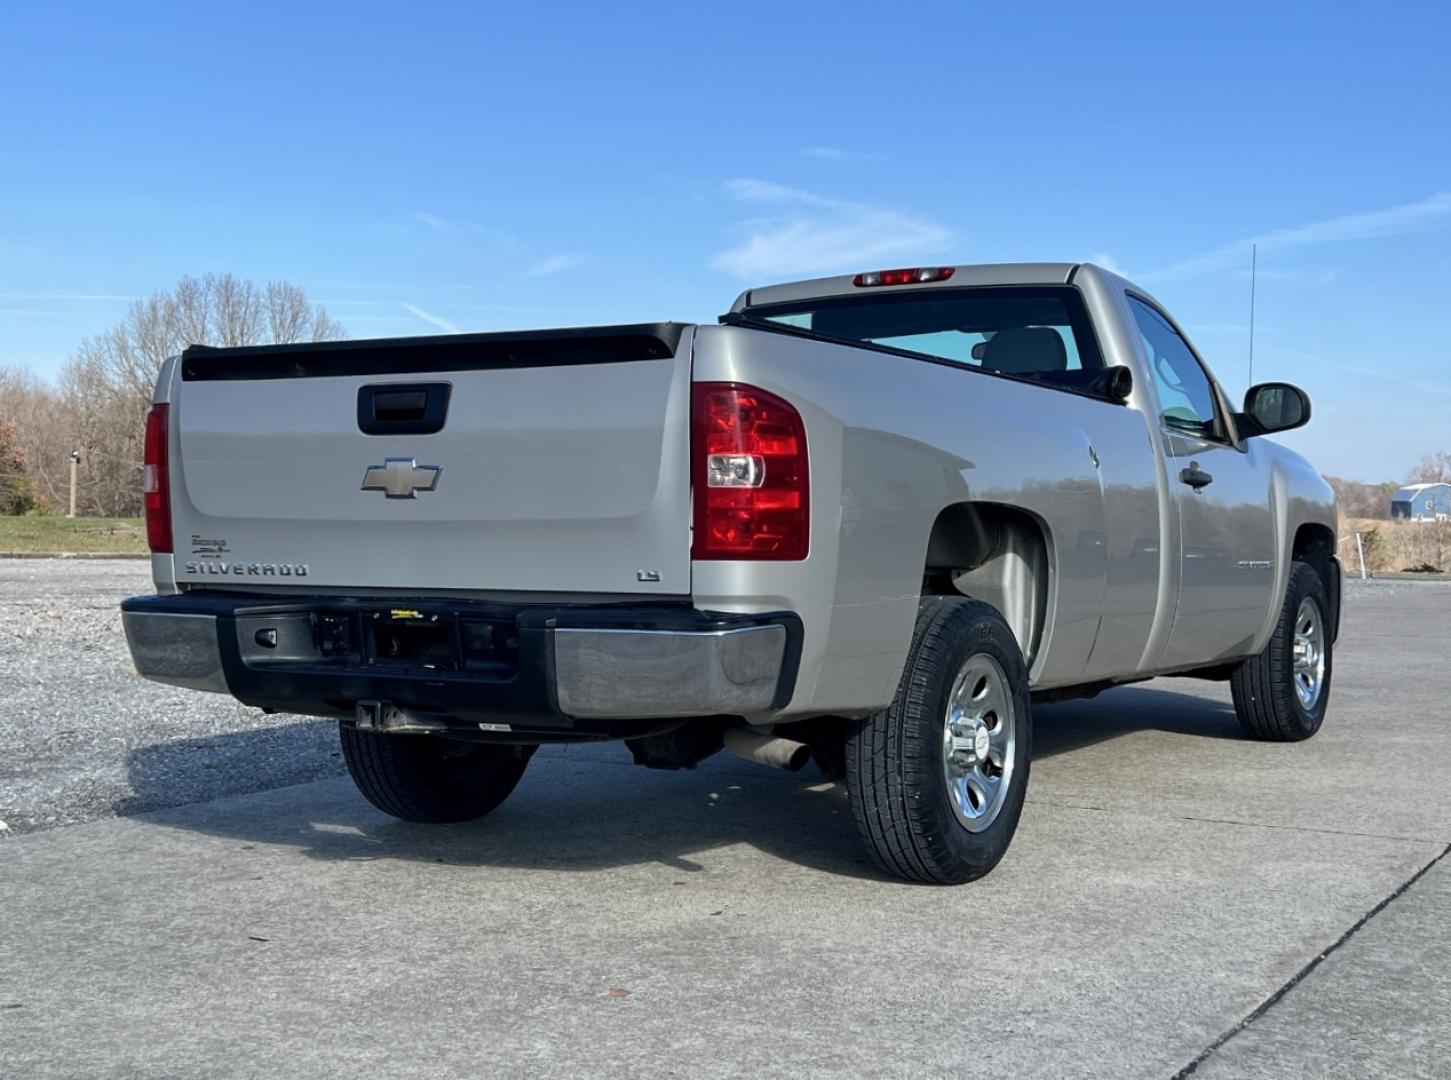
[2,0,1448,481]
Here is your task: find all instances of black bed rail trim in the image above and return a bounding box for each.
[180,322,689,381]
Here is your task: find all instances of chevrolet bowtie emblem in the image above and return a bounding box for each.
[361,458,442,499]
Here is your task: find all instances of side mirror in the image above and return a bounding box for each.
[1083,364,1133,402]
[1238,382,1311,437]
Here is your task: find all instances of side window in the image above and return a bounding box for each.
[1127,297,1221,439]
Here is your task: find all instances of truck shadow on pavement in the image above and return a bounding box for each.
[1033,683,1241,757]
[118,683,1241,882]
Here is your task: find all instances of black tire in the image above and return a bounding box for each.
[1231,561,1333,742]
[339,725,534,823]
[846,597,1032,885]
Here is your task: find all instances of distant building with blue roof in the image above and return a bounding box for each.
[1391,483,1451,521]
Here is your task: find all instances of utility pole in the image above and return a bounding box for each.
[68,450,80,518]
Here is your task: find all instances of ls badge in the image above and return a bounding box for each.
[361,457,442,499]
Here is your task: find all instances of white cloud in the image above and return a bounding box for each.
[399,303,461,333]
[1145,192,1451,282]
[526,254,585,276]
[1085,252,1128,277]
[1332,362,1451,397]
[413,211,448,230]
[801,147,884,163]
[723,178,825,206]
[710,178,953,281]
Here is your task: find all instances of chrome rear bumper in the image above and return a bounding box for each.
[553,624,786,718]
[121,611,229,694]
[121,594,798,728]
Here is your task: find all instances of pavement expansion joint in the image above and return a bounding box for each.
[1169,841,1451,1078]
[1033,797,1450,847]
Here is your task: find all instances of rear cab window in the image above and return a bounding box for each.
[734,286,1114,398]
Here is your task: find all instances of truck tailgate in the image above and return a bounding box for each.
[168,324,693,595]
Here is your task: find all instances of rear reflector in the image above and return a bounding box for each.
[142,403,172,553]
[853,267,955,287]
[692,383,808,560]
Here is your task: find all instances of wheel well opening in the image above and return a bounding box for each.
[1293,522,1339,638]
[922,502,1049,664]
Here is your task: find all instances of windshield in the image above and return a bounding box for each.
[737,286,1104,377]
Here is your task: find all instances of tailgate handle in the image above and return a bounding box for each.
[358,382,451,435]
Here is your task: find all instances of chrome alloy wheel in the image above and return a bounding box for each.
[941,654,1017,832]
[1292,597,1326,711]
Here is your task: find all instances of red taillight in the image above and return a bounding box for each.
[853,266,955,287]
[691,383,809,560]
[142,403,171,553]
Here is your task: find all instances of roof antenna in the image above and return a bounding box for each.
[1247,243,1257,389]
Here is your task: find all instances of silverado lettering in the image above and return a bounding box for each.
[182,562,308,576]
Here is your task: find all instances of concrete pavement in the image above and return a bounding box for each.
[2,574,1449,1078]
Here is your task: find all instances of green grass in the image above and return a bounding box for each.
[0,516,147,555]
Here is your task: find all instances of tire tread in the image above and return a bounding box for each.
[1231,561,1331,742]
[846,597,1030,885]
[339,725,529,823]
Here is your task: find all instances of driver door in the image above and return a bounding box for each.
[1127,297,1278,669]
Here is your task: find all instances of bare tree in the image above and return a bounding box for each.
[170,274,212,347]
[262,279,345,343]
[0,367,71,511]
[264,281,308,343]
[1409,451,1451,485]
[211,274,263,347]
[1325,475,1397,520]
[0,415,33,513]
[311,305,346,342]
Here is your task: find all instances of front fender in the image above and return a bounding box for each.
[1256,441,1338,654]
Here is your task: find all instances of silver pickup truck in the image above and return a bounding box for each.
[122,262,1339,884]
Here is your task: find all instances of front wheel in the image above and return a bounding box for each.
[846,597,1032,885]
[1231,561,1333,741]
[339,725,534,823]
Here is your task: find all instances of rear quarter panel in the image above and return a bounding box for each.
[690,324,1158,717]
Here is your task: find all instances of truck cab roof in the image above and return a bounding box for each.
[729,262,1088,314]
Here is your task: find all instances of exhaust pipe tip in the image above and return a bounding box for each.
[781,741,811,771]
[723,727,811,772]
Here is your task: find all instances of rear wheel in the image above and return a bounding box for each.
[339,725,534,823]
[1231,561,1333,741]
[846,597,1032,885]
